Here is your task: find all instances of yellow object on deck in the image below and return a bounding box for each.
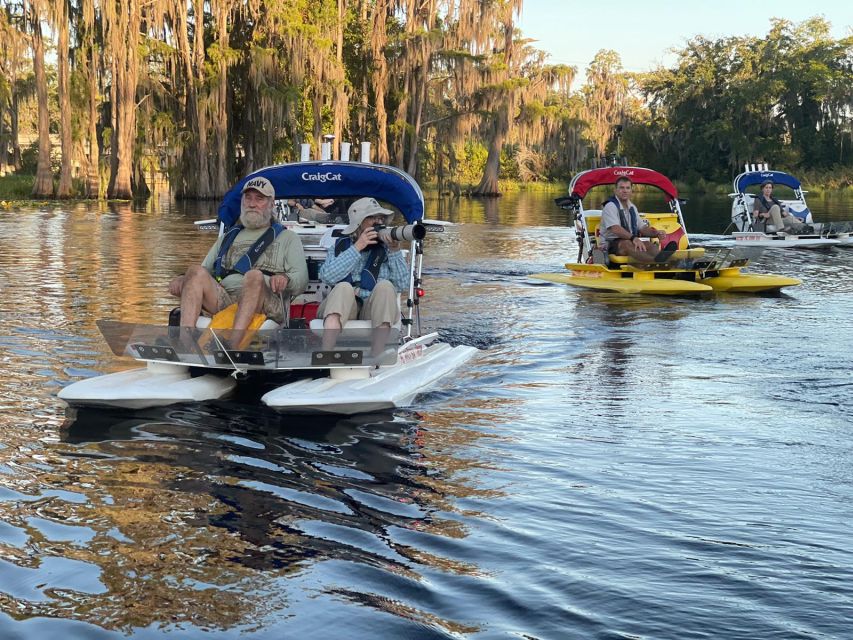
[207,304,267,350]
[209,303,267,331]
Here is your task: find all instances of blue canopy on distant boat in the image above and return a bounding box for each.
[734,170,802,193]
[217,161,425,227]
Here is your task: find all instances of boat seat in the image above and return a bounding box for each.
[196,316,280,330]
[309,318,402,332]
[609,247,705,264]
[584,212,695,262]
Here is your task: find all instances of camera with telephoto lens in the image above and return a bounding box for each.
[372,223,426,243]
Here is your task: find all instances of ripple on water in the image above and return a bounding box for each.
[1,203,853,637]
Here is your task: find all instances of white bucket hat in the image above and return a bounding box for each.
[343,197,394,234]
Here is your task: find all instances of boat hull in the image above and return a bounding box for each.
[261,342,479,414]
[699,269,801,293]
[58,343,479,414]
[57,362,237,409]
[531,265,713,295]
[731,232,840,249]
[531,263,800,296]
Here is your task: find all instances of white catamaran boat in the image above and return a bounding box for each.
[729,164,851,249]
[59,154,478,414]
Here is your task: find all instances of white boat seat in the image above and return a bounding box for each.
[309,318,402,332]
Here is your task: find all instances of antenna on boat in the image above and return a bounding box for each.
[360,142,372,163]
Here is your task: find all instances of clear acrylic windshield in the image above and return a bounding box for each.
[96,320,399,370]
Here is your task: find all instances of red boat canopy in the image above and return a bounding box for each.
[570,167,679,202]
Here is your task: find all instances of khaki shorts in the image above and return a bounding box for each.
[214,281,286,323]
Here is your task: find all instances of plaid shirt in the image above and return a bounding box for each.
[319,242,410,299]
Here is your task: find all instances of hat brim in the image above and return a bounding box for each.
[241,186,275,197]
[342,210,394,235]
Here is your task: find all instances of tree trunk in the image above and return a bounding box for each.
[0,93,7,174]
[107,48,118,196]
[370,2,389,164]
[212,0,230,197]
[312,89,323,153]
[473,134,502,196]
[473,104,510,196]
[173,0,196,197]
[406,65,426,176]
[192,0,211,198]
[56,0,73,198]
[393,64,410,168]
[332,0,344,159]
[85,18,100,198]
[108,0,139,199]
[30,1,53,198]
[10,92,22,170]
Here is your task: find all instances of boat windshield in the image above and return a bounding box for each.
[96,320,400,370]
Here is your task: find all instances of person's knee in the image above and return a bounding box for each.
[242,269,265,290]
[185,264,209,281]
[373,280,396,296]
[329,282,354,298]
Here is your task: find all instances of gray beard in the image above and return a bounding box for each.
[240,205,272,229]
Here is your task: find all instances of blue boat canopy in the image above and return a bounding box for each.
[734,170,801,193]
[217,161,425,227]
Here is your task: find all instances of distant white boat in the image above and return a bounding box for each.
[729,165,851,249]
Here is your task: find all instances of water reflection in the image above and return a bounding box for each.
[0,404,497,633]
[3,192,853,637]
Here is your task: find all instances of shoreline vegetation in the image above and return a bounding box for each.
[3,169,853,205]
[1,6,849,203]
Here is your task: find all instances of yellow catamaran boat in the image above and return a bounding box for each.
[532,165,800,295]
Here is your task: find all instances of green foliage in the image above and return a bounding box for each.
[634,17,852,180]
[0,174,35,199]
[451,141,489,186]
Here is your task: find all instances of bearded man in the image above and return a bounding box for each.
[168,177,308,331]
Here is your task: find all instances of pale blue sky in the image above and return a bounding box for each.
[517,0,852,86]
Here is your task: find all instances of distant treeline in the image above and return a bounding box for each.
[0,3,849,200]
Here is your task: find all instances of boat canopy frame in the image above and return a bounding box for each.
[216,160,428,342]
[217,161,425,228]
[560,166,688,261]
[729,168,810,233]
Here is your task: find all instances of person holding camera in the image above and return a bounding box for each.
[752,180,806,234]
[318,197,409,336]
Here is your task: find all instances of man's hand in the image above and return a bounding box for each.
[168,275,185,297]
[354,226,379,251]
[269,274,289,294]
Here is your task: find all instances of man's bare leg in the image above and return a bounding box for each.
[231,269,267,348]
[613,239,660,263]
[180,265,222,327]
[322,313,342,351]
[371,322,391,358]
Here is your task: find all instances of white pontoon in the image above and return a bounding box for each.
[59,159,478,414]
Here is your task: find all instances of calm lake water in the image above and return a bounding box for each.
[1,186,852,638]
